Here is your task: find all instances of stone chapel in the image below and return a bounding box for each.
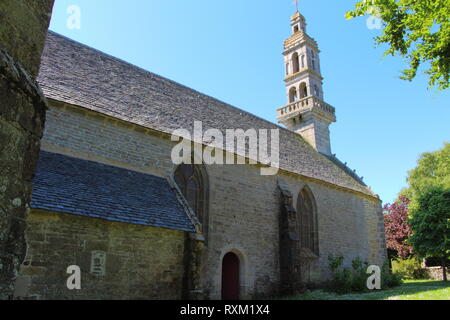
[13,11,387,300]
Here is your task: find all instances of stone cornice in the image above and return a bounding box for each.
[283,32,320,54]
[284,69,324,83]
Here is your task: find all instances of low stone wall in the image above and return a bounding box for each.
[426,267,449,281]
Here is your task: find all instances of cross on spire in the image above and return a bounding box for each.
[293,0,299,12]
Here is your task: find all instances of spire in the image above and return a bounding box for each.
[293,0,299,13]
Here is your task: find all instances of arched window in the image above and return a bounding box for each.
[174,164,207,225]
[292,52,300,73]
[297,187,318,255]
[299,82,308,99]
[301,55,305,69]
[289,87,298,103]
[314,85,319,97]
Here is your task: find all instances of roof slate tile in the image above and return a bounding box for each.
[31,151,196,232]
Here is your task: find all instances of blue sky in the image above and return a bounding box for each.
[48,0,450,204]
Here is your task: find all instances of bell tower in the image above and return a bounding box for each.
[277,11,336,155]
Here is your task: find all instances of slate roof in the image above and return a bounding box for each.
[31,151,196,232]
[37,31,377,198]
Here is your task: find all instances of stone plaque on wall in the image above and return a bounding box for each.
[90,251,106,276]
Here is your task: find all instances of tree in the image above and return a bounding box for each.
[384,196,413,262]
[406,142,450,200]
[408,188,450,281]
[346,0,450,90]
[402,143,450,281]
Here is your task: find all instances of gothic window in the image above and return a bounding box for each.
[289,87,298,103]
[292,52,300,73]
[297,187,319,255]
[174,164,207,224]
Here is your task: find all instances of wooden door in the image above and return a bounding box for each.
[221,252,240,300]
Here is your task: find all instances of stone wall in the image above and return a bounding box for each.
[426,267,449,281]
[0,0,54,299]
[36,99,386,299]
[203,162,386,298]
[0,50,47,299]
[0,0,54,77]
[15,210,186,300]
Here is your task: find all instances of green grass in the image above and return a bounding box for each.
[282,280,450,300]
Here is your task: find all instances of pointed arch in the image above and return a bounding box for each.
[174,164,209,238]
[296,185,319,255]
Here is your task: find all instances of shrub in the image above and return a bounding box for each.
[333,268,353,294]
[392,257,430,280]
[329,255,344,272]
[327,255,369,294]
[327,256,403,294]
[381,263,403,288]
[351,257,369,292]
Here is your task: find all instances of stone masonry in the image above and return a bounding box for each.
[0,0,54,299]
[2,5,388,300]
[17,98,388,299]
[15,210,186,300]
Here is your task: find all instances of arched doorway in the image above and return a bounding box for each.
[221,252,240,300]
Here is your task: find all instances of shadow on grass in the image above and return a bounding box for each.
[280,280,450,300]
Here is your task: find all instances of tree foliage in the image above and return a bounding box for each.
[346,0,450,90]
[408,187,450,280]
[406,142,450,200]
[384,195,413,260]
